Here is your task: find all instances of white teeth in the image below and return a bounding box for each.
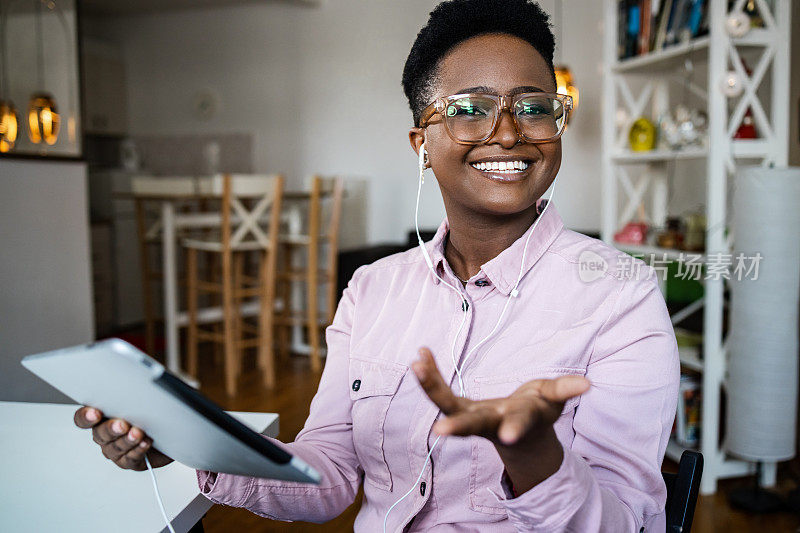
[471,160,529,173]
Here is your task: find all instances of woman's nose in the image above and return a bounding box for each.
[488,109,521,149]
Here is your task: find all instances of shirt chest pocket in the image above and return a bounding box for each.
[468,369,585,515]
[349,356,407,491]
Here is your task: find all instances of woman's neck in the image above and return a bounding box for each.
[444,203,539,282]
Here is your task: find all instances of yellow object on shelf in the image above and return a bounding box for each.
[628,117,657,152]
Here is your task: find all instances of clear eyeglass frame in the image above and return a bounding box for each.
[418,92,573,145]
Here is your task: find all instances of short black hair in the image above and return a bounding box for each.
[402,0,556,127]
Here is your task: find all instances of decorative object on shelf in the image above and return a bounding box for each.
[725,10,751,37]
[733,108,757,139]
[27,0,59,145]
[656,217,685,249]
[615,108,630,135]
[657,58,707,150]
[614,204,648,245]
[614,220,648,245]
[628,116,657,151]
[658,112,681,149]
[720,70,745,97]
[725,57,758,139]
[659,104,708,149]
[739,0,765,28]
[682,211,705,252]
[726,166,800,513]
[677,105,707,146]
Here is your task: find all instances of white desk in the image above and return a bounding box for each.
[0,401,279,533]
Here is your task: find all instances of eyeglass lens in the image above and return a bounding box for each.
[444,95,565,143]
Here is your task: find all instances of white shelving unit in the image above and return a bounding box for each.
[602,0,792,495]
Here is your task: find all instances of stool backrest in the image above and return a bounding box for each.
[308,175,344,270]
[663,450,703,532]
[216,173,284,250]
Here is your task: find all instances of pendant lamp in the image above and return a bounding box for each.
[0,101,18,152]
[555,65,579,118]
[0,4,18,152]
[27,0,59,145]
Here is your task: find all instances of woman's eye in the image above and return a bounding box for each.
[519,104,550,116]
[449,105,486,117]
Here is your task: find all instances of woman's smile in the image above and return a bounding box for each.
[468,155,536,183]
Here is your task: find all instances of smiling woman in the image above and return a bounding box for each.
[74,1,679,532]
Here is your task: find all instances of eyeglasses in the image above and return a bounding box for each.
[419,92,572,145]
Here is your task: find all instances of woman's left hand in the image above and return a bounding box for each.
[412,347,590,495]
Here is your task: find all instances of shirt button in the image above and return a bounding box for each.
[352,379,361,391]
[420,481,426,496]
[475,279,490,287]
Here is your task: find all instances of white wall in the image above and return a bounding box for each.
[0,159,94,403]
[89,0,604,242]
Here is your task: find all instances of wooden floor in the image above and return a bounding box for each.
[192,349,800,533]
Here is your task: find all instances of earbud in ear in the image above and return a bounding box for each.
[419,146,430,170]
[418,141,428,183]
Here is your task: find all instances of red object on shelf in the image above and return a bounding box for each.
[734,108,758,139]
[614,222,648,245]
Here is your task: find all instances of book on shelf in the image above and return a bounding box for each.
[638,0,652,56]
[618,0,709,61]
[675,374,701,447]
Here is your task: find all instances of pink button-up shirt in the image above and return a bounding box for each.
[198,201,679,532]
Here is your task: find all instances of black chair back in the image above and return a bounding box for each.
[663,450,703,532]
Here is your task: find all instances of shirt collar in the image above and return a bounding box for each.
[423,199,564,296]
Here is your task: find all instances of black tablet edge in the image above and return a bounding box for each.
[153,370,292,465]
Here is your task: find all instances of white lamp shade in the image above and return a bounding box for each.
[726,167,800,462]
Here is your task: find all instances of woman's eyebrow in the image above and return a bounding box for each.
[510,85,545,95]
[456,85,495,94]
[454,85,546,95]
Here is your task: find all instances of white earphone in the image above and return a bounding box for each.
[383,136,560,533]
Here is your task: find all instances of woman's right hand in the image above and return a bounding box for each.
[73,406,174,471]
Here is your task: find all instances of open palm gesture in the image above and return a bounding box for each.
[412,347,590,493]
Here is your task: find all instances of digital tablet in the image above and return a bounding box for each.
[21,338,321,484]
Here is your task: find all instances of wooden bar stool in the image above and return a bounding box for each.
[183,173,284,396]
[134,198,161,356]
[134,196,211,357]
[275,176,344,372]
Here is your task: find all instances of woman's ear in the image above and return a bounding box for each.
[409,127,430,169]
[409,127,425,157]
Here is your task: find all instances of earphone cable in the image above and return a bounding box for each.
[145,454,177,533]
[386,143,558,532]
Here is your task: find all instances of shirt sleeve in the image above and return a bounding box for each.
[196,269,364,523]
[498,273,680,532]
